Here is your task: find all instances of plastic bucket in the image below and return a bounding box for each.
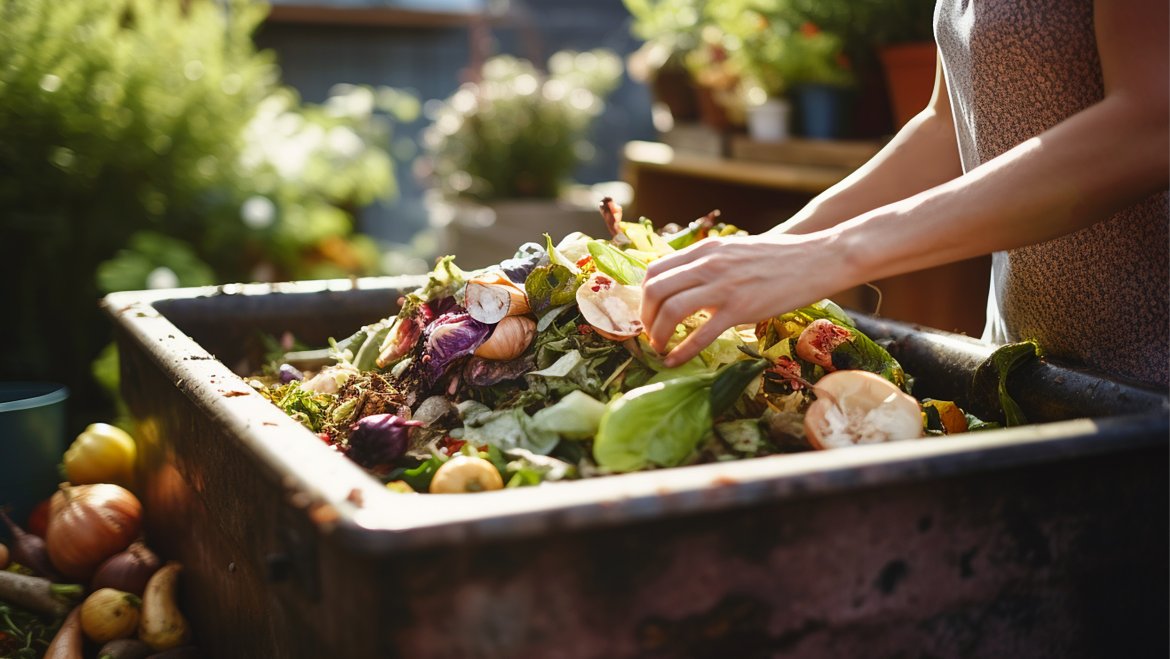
[0,382,69,524]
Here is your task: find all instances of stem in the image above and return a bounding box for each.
[49,584,83,601]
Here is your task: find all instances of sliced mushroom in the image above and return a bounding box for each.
[465,273,530,324]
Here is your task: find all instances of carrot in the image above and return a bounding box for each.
[43,607,83,659]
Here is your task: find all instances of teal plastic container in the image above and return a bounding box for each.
[0,383,69,526]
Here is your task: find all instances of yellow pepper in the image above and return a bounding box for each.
[63,423,137,490]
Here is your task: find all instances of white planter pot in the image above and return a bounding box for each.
[746,98,792,142]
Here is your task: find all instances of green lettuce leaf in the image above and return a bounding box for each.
[587,239,647,285]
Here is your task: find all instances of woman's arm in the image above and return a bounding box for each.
[768,54,963,236]
[642,0,1168,366]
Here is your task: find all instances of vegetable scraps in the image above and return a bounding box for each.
[257,199,995,493]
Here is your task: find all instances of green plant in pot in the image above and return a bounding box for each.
[779,22,856,139]
[422,49,622,268]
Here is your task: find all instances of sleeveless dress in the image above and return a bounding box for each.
[934,0,1170,388]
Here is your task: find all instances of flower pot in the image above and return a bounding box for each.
[794,84,853,140]
[746,98,792,143]
[0,382,69,523]
[878,41,938,128]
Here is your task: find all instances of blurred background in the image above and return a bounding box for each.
[0,0,939,432]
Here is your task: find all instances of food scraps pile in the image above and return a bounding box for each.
[258,200,1001,494]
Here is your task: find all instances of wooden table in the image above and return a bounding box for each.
[621,140,991,336]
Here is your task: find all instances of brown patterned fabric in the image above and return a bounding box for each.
[936,0,1169,387]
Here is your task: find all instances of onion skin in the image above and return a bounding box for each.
[47,484,143,582]
[91,541,163,597]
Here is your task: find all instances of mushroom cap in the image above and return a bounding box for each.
[576,272,644,341]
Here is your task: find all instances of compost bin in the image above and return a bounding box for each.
[103,277,1169,659]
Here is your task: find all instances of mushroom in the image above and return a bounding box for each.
[804,370,923,449]
[575,272,644,341]
[464,273,530,324]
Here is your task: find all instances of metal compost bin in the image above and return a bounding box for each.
[103,278,1169,659]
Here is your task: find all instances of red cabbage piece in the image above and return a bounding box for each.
[420,312,492,385]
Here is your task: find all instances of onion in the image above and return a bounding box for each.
[90,541,163,597]
[47,484,143,581]
[473,315,536,361]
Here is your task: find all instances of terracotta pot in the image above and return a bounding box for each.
[878,41,937,128]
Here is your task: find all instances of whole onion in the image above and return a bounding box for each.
[90,540,162,596]
[346,414,423,468]
[47,484,143,581]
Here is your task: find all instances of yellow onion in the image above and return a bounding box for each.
[473,315,536,361]
[80,588,141,643]
[47,484,143,581]
[63,423,138,491]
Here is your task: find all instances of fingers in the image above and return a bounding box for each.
[663,311,735,367]
[641,258,712,348]
[646,285,716,353]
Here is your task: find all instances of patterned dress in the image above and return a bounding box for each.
[935,0,1169,387]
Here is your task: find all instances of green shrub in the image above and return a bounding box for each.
[0,0,410,425]
[423,50,622,202]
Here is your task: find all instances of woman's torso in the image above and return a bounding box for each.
[935,0,1169,387]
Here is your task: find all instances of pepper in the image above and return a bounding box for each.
[63,423,137,491]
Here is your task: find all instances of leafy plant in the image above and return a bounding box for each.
[422,49,622,202]
[708,0,854,97]
[0,0,411,426]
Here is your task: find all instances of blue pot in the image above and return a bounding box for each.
[795,83,852,139]
[0,383,68,525]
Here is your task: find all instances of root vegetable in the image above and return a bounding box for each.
[98,638,154,659]
[429,456,504,494]
[0,507,60,579]
[47,483,143,581]
[43,606,83,659]
[138,562,190,651]
[0,569,83,617]
[804,370,924,449]
[91,541,163,597]
[81,588,142,643]
[473,315,535,361]
[0,541,8,569]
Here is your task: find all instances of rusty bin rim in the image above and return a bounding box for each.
[102,278,1170,555]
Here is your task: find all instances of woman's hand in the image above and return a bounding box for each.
[640,231,848,366]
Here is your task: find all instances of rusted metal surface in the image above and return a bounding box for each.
[103,279,1169,658]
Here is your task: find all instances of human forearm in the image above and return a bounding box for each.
[835,93,1169,283]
